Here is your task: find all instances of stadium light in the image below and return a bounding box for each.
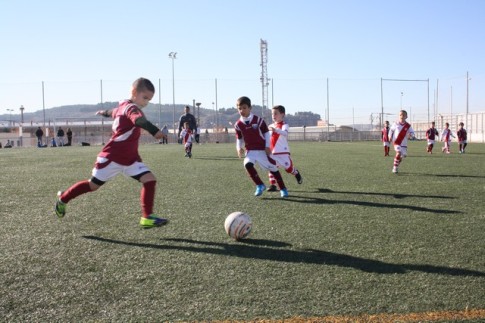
[169,52,177,136]
[466,71,471,116]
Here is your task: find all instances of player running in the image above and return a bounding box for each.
[389,110,415,174]
[234,96,288,198]
[266,105,302,192]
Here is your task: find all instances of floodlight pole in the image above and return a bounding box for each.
[169,52,177,137]
[380,78,383,129]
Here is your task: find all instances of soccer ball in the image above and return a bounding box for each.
[224,212,252,240]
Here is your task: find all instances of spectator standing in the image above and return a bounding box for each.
[66,128,73,146]
[195,125,200,144]
[57,127,65,146]
[35,127,44,147]
[160,125,169,144]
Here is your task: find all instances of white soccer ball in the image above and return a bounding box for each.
[224,212,252,240]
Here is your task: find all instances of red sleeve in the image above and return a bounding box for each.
[125,105,144,124]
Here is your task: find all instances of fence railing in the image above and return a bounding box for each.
[1,111,484,148]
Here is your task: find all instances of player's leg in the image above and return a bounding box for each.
[392,146,402,173]
[244,151,266,196]
[260,154,288,197]
[55,158,115,218]
[285,158,302,184]
[131,164,168,228]
[267,171,278,191]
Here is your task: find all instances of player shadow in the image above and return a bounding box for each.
[405,173,485,179]
[271,195,460,214]
[192,156,239,161]
[82,235,485,277]
[316,188,454,199]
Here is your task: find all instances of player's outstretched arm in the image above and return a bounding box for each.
[96,110,113,117]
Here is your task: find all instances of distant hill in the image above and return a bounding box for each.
[1,103,321,128]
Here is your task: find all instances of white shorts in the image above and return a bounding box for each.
[394,145,408,157]
[92,157,150,182]
[383,142,390,147]
[427,140,435,145]
[244,150,278,172]
[459,140,467,144]
[271,154,293,170]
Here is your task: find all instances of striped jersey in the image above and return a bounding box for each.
[389,121,414,147]
[441,128,454,142]
[269,121,290,155]
[180,128,193,144]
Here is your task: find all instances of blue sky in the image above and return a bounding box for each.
[1,0,484,125]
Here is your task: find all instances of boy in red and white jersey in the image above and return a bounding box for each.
[266,105,302,192]
[425,121,439,154]
[441,122,455,154]
[381,120,391,156]
[457,122,468,154]
[55,78,168,228]
[388,110,415,173]
[234,96,288,198]
[180,121,194,158]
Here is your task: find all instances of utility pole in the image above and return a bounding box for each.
[260,39,269,120]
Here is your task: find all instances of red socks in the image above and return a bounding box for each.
[141,181,156,218]
[61,180,92,203]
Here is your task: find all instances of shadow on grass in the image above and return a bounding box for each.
[82,236,484,277]
[405,173,485,179]
[317,188,455,199]
[273,195,461,214]
[192,156,239,161]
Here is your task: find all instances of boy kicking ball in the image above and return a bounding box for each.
[55,78,168,228]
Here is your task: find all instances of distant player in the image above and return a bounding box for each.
[388,110,415,174]
[425,121,439,154]
[234,96,288,198]
[266,105,302,192]
[441,122,455,154]
[180,121,194,158]
[457,122,468,154]
[381,120,391,156]
[55,78,168,228]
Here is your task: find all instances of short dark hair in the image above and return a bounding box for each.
[237,96,251,107]
[272,105,285,114]
[133,77,155,93]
